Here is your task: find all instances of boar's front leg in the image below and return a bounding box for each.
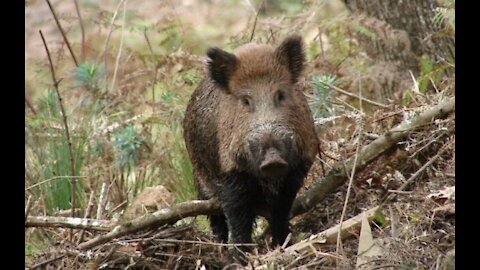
[269,162,311,247]
[198,188,229,243]
[220,172,255,262]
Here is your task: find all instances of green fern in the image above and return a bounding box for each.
[309,74,337,120]
[72,62,105,92]
[111,125,144,169]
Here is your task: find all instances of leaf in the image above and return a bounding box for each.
[433,203,455,216]
[402,90,412,106]
[373,208,387,227]
[427,186,455,202]
[356,211,383,269]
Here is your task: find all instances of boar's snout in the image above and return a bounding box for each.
[244,124,295,178]
[260,147,288,178]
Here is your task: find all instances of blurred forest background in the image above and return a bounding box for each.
[25,0,455,269]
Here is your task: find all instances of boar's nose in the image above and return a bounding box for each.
[260,148,288,178]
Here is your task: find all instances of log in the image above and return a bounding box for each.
[78,199,221,250]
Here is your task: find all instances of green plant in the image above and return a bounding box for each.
[26,89,87,214]
[72,62,105,92]
[308,74,337,120]
[111,125,144,169]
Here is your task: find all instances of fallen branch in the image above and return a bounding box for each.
[26,216,112,231]
[78,199,221,250]
[312,206,379,245]
[291,97,455,216]
[255,207,379,267]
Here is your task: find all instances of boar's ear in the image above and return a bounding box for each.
[275,35,305,83]
[207,47,238,91]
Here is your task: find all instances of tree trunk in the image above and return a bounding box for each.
[342,0,454,76]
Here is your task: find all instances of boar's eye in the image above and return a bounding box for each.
[274,90,286,106]
[240,96,254,112]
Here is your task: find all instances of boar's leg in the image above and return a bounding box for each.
[198,189,229,243]
[221,172,255,265]
[220,172,255,245]
[269,161,311,247]
[209,215,228,243]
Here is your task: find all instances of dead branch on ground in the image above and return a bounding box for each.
[78,199,221,249]
[256,206,379,267]
[26,216,112,231]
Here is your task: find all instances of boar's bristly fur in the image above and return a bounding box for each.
[183,35,319,263]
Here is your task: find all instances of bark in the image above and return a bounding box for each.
[26,216,112,231]
[78,199,221,250]
[342,0,455,75]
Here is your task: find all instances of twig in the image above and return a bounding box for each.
[319,80,389,108]
[77,190,97,244]
[39,30,77,241]
[143,30,159,113]
[410,133,445,158]
[98,0,126,92]
[30,254,66,270]
[26,215,112,231]
[25,95,37,115]
[166,0,185,36]
[387,190,413,194]
[336,129,362,254]
[119,238,257,247]
[45,0,78,66]
[249,0,265,42]
[373,110,404,123]
[25,195,33,225]
[109,0,128,93]
[72,0,85,62]
[96,181,110,220]
[108,200,128,216]
[380,140,452,206]
[25,175,86,191]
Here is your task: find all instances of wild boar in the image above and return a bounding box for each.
[183,35,318,259]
